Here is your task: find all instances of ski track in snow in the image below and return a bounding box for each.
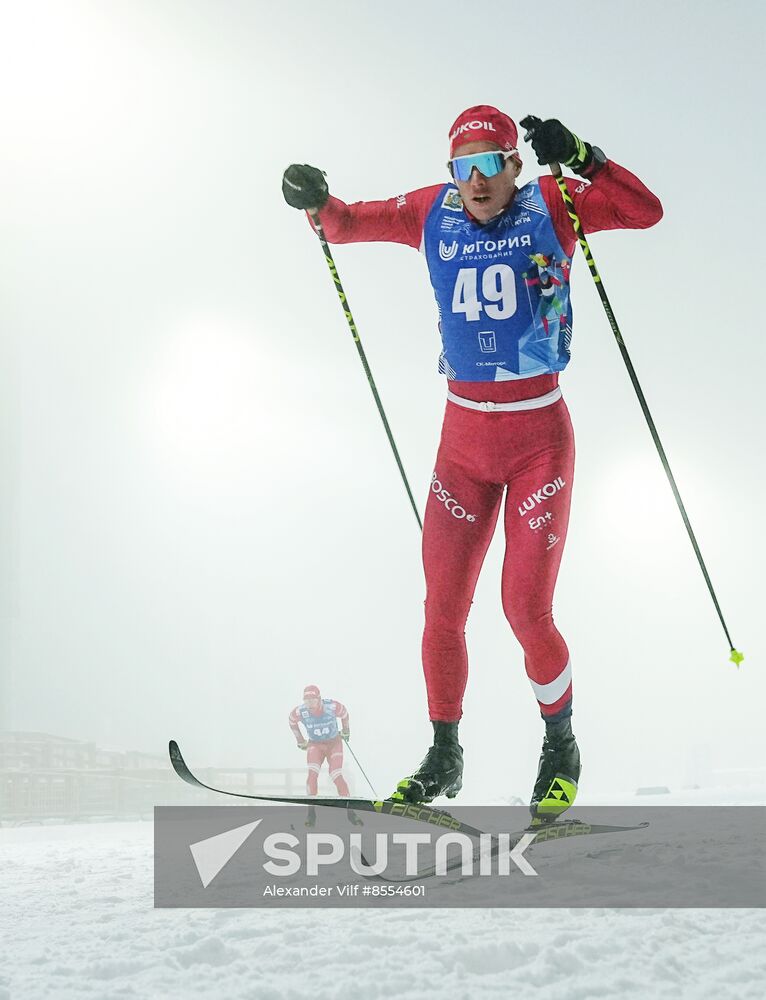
[2,817,765,1000]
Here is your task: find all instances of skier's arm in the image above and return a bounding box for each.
[518,115,662,248]
[282,163,441,249]
[540,162,663,252]
[333,700,350,740]
[288,707,306,746]
[311,187,443,249]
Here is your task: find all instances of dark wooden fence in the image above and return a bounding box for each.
[0,732,348,824]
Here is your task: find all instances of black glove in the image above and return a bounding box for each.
[519,116,596,175]
[282,164,329,211]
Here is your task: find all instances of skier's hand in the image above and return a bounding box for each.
[297,740,308,751]
[282,164,329,211]
[520,116,594,175]
[341,731,350,743]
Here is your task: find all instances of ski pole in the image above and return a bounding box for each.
[344,739,379,799]
[308,210,423,531]
[520,135,743,668]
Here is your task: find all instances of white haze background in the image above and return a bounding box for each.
[1,0,764,801]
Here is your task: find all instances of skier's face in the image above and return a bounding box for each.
[450,141,520,223]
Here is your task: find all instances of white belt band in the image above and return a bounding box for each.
[447,386,562,412]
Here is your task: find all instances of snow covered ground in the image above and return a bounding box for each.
[2,786,765,999]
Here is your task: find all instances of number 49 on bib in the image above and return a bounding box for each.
[452,264,517,321]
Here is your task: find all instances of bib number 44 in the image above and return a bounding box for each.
[451,265,517,321]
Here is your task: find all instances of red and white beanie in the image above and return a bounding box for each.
[303,684,321,700]
[449,105,520,160]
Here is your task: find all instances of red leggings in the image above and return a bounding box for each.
[422,394,575,721]
[306,737,349,796]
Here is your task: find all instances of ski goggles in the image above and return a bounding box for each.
[447,149,516,181]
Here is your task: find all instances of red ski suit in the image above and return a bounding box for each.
[288,699,350,795]
[312,163,662,721]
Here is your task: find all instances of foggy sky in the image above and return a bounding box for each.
[1,0,764,801]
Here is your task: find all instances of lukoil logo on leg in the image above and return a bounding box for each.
[431,472,477,522]
[517,476,567,516]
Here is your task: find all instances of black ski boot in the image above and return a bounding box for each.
[392,721,463,803]
[529,716,581,824]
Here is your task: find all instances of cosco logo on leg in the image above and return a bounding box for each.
[431,473,476,522]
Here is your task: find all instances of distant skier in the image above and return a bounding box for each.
[288,684,360,826]
[282,106,662,821]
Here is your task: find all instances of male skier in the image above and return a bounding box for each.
[282,107,662,820]
[288,684,360,825]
